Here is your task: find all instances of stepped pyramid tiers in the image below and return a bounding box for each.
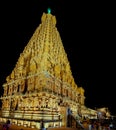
[0,10,86,129]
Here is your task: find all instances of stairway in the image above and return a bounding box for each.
[47,114,85,130]
[66,114,85,130]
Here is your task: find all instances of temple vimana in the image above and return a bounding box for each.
[0,9,110,129]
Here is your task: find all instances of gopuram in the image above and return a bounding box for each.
[0,9,98,129]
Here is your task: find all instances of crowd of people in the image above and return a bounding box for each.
[2,120,11,130]
[82,118,116,130]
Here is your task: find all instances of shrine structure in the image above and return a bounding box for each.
[0,9,97,129]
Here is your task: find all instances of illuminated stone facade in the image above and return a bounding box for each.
[0,11,88,129]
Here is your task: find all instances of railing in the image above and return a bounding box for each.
[67,114,85,130]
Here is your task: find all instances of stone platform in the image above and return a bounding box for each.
[0,123,78,130]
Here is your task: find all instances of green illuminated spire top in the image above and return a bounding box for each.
[47,7,51,14]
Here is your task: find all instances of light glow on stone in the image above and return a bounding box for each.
[47,8,51,14]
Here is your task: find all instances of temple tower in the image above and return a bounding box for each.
[0,9,85,129]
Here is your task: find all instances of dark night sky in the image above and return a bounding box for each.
[0,1,115,115]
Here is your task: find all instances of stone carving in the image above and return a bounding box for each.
[35,76,40,91]
[48,98,53,108]
[19,80,25,92]
[3,86,7,96]
[11,98,17,110]
[27,77,35,91]
[3,99,10,110]
[29,59,37,74]
[33,97,39,107]
[40,97,46,108]
[0,11,87,129]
